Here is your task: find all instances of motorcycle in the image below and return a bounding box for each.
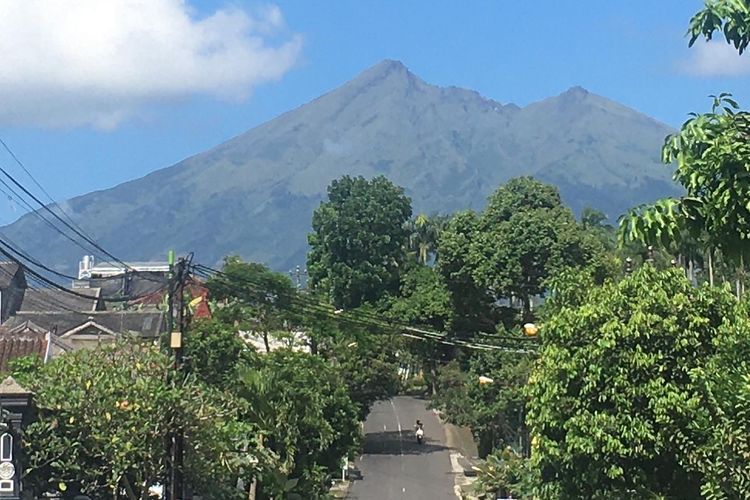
[415,427,424,444]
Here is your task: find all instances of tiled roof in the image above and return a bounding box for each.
[19,288,101,313]
[0,331,47,372]
[2,320,50,336]
[4,311,165,338]
[84,272,168,303]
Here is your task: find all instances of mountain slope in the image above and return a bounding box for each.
[2,60,679,273]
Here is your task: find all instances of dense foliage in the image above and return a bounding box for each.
[208,256,297,352]
[527,268,736,498]
[15,341,264,500]
[431,348,533,459]
[308,175,412,309]
[244,350,361,498]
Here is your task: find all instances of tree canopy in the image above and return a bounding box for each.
[208,256,297,352]
[308,175,412,309]
[16,341,264,500]
[527,267,737,499]
[689,0,750,54]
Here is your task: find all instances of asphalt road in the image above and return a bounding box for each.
[348,396,457,500]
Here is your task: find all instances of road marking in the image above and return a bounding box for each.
[389,399,404,453]
[384,424,387,431]
[388,399,405,480]
[402,487,406,493]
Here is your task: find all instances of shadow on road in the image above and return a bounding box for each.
[362,430,450,456]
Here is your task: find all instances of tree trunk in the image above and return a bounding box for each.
[248,478,257,500]
[309,336,318,355]
[743,254,747,298]
[522,295,533,323]
[263,331,270,353]
[708,250,714,287]
[430,360,437,396]
[739,255,746,300]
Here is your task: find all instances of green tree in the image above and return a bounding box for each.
[385,264,453,393]
[18,340,265,500]
[240,349,360,498]
[406,213,447,264]
[526,267,736,499]
[482,177,562,225]
[308,175,412,309]
[208,256,296,352]
[436,210,497,337]
[689,0,750,54]
[185,318,256,388]
[471,178,608,319]
[431,346,533,459]
[387,265,452,330]
[621,5,750,288]
[685,298,750,498]
[580,207,608,231]
[318,324,402,420]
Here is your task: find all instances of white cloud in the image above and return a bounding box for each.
[0,1,302,128]
[681,40,750,77]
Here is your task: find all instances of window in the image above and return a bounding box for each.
[0,433,12,461]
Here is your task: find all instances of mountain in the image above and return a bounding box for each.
[1,60,679,273]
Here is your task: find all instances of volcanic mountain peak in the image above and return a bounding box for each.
[1,60,679,272]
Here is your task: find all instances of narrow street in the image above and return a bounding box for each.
[348,396,458,500]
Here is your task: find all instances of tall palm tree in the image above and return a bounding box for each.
[407,213,446,264]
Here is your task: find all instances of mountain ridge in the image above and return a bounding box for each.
[1,59,679,273]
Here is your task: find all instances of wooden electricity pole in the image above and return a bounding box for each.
[165,253,187,500]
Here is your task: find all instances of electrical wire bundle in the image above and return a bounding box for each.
[192,263,539,354]
[0,139,167,311]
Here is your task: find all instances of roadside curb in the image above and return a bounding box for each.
[329,478,351,499]
[328,460,356,499]
[329,421,366,498]
[434,409,480,499]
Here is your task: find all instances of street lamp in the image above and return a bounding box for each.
[523,323,538,337]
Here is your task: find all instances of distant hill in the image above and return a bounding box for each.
[1,60,679,273]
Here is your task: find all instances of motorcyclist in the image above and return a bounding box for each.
[415,420,424,443]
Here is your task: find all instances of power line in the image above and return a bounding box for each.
[0,232,78,281]
[192,264,539,353]
[0,242,164,303]
[0,166,124,267]
[0,155,134,272]
[193,263,535,344]
[0,137,87,236]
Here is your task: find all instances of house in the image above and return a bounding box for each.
[18,287,103,313]
[0,256,211,357]
[3,311,165,350]
[77,255,170,280]
[0,321,73,372]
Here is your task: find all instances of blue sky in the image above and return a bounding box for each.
[0,0,747,225]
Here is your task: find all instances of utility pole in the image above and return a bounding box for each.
[164,250,174,500]
[165,253,186,500]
